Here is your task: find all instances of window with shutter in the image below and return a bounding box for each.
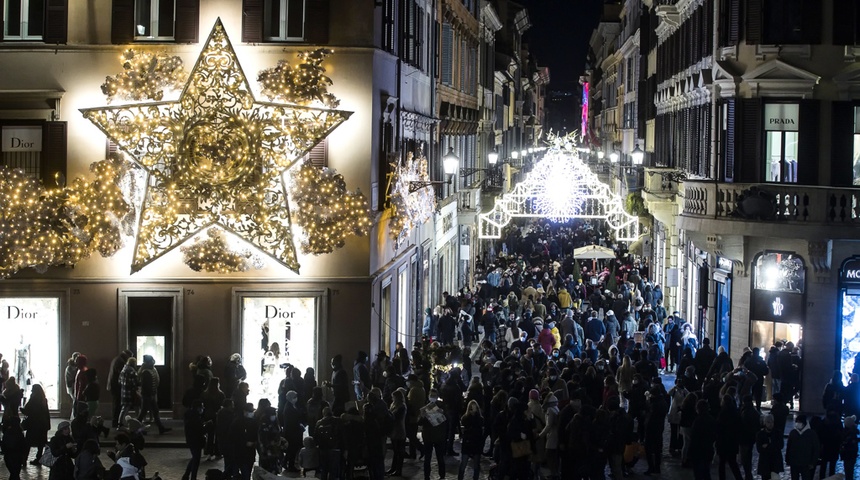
[441,23,453,85]
[3,0,46,40]
[832,0,857,45]
[132,0,175,40]
[796,100,819,184]
[262,0,306,41]
[382,0,395,53]
[460,38,467,91]
[40,121,66,188]
[745,0,762,44]
[242,0,264,43]
[723,100,736,181]
[407,2,415,65]
[307,138,327,168]
[43,0,68,44]
[831,102,857,186]
[174,0,199,43]
[738,98,762,182]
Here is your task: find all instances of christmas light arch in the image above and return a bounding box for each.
[478,144,641,241]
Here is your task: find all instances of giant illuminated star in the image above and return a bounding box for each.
[81,19,351,273]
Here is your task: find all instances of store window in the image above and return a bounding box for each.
[239,295,318,407]
[852,106,860,185]
[263,0,305,41]
[3,0,44,39]
[750,252,806,359]
[397,267,409,349]
[0,297,60,409]
[763,104,799,183]
[134,0,175,40]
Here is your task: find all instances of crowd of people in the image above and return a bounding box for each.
[0,219,858,480]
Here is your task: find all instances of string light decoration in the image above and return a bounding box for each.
[180,228,264,273]
[388,152,436,245]
[258,48,340,109]
[0,158,133,278]
[478,133,640,241]
[101,49,186,103]
[289,160,371,254]
[81,19,352,273]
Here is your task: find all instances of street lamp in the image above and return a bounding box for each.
[631,144,645,165]
[443,146,460,175]
[597,151,605,160]
[609,152,619,163]
[488,148,499,165]
[512,150,519,160]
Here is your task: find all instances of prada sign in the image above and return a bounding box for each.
[764,104,799,132]
[752,289,804,323]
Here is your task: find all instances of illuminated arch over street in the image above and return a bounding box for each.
[478,142,641,240]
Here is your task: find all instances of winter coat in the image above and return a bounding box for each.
[406,383,427,424]
[539,403,560,449]
[604,315,620,339]
[419,400,448,444]
[715,405,742,456]
[22,395,50,446]
[119,365,139,407]
[786,426,821,469]
[585,318,606,343]
[138,365,159,398]
[689,412,717,463]
[48,432,77,480]
[74,449,105,480]
[667,386,688,425]
[460,413,484,455]
[756,427,784,476]
[538,328,555,355]
[389,402,407,441]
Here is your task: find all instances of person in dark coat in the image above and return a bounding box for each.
[441,369,465,456]
[106,432,147,480]
[643,385,669,475]
[458,399,483,480]
[22,383,50,465]
[330,355,350,416]
[138,355,170,434]
[756,414,784,480]
[107,350,132,428]
[229,403,259,480]
[786,414,820,480]
[183,399,209,480]
[2,416,26,480]
[386,389,408,477]
[223,353,247,400]
[694,338,717,383]
[74,438,105,480]
[48,421,77,480]
[257,406,282,474]
[739,394,761,480]
[420,388,448,480]
[215,399,236,478]
[438,308,457,345]
[842,415,859,480]
[816,411,843,479]
[281,390,305,473]
[363,402,386,480]
[315,407,342,480]
[690,400,717,480]
[715,394,744,480]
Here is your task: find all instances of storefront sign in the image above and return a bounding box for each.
[240,296,317,407]
[764,104,799,131]
[717,256,734,272]
[841,257,860,283]
[1,126,42,152]
[0,297,60,409]
[752,289,803,323]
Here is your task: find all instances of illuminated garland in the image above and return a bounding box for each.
[388,152,436,245]
[100,49,186,103]
[289,160,371,254]
[258,48,340,108]
[0,158,133,278]
[180,228,263,273]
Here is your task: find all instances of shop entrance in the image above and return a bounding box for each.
[118,289,183,410]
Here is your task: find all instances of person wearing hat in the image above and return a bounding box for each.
[223,353,246,400]
[48,420,76,478]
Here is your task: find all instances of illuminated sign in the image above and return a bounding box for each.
[764,104,799,132]
[581,83,589,137]
[0,297,60,409]
[841,258,860,283]
[772,297,784,316]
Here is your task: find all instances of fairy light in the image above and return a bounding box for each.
[100,49,186,103]
[258,48,340,109]
[80,20,353,274]
[289,160,371,255]
[0,158,133,278]
[180,228,264,273]
[388,152,436,245]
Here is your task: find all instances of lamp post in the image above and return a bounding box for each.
[408,146,459,193]
[609,152,619,163]
[488,148,499,166]
[631,144,645,166]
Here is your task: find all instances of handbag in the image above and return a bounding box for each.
[511,439,532,458]
[39,449,57,468]
[20,416,30,430]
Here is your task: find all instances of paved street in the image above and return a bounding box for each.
[0,416,853,480]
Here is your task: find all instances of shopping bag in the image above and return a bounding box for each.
[39,449,58,468]
[511,439,532,458]
[623,442,644,464]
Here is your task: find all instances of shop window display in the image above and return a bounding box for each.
[240,296,318,406]
[840,291,860,384]
[0,297,60,409]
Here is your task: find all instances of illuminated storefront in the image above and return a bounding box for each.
[714,257,733,354]
[0,296,63,409]
[750,252,806,356]
[838,257,860,383]
[233,289,327,407]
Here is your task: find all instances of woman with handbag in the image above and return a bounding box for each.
[507,400,535,480]
[48,421,77,480]
[22,383,50,465]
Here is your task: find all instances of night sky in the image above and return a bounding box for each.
[521,0,604,90]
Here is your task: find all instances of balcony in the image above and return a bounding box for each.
[679,180,860,237]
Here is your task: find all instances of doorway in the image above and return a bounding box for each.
[118,289,183,411]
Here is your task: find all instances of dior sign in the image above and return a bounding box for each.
[1,126,42,152]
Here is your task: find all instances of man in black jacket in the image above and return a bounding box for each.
[330,355,350,416]
[694,338,717,383]
[107,350,132,428]
[315,407,342,480]
[229,403,259,480]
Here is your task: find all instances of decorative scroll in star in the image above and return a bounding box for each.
[81,19,352,273]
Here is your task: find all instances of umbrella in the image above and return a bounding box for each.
[573,244,616,260]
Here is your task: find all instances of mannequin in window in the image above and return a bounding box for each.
[14,335,30,388]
